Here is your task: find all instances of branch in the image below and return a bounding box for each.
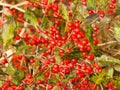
[0,1,28,13]
[97,41,118,46]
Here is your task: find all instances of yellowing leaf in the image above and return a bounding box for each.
[24,10,38,26]
[87,0,96,9]
[90,69,106,85]
[59,3,69,21]
[107,68,114,78]
[35,74,45,81]
[41,16,51,30]
[114,24,120,41]
[2,21,15,48]
[114,65,120,72]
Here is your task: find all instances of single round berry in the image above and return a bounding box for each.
[110,0,116,3]
[109,3,116,9]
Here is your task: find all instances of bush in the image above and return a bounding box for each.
[0,0,120,90]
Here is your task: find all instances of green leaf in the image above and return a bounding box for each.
[83,14,99,25]
[85,26,96,53]
[59,3,69,21]
[113,76,120,90]
[0,68,8,75]
[115,7,120,15]
[55,54,61,63]
[77,4,89,19]
[114,65,120,72]
[48,74,60,84]
[97,55,120,67]
[107,68,114,78]
[114,24,120,41]
[34,8,43,17]
[102,77,110,85]
[12,69,24,85]
[90,69,106,85]
[24,10,38,26]
[0,36,3,42]
[41,16,51,30]
[73,0,81,3]
[16,41,29,54]
[2,21,15,48]
[63,73,75,82]
[62,48,82,60]
[35,74,45,81]
[6,64,15,75]
[87,0,96,9]
[85,26,93,42]
[0,81,3,87]
[98,0,108,8]
[49,78,58,84]
[54,47,62,63]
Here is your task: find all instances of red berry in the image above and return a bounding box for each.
[1,59,7,64]
[35,80,42,85]
[93,39,99,45]
[93,26,98,32]
[87,54,94,60]
[49,58,56,63]
[30,58,35,64]
[71,59,77,64]
[16,86,24,90]
[53,64,59,69]
[88,10,94,15]
[85,45,91,51]
[110,0,116,3]
[109,3,116,9]
[48,84,54,89]
[100,12,105,18]
[27,74,33,79]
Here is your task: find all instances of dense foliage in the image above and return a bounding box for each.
[0,0,120,90]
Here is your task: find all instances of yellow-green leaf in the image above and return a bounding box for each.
[87,0,96,9]
[107,68,114,78]
[24,10,38,26]
[114,24,120,41]
[59,3,69,21]
[2,21,15,48]
[114,65,120,72]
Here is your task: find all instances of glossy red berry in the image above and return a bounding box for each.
[87,54,94,60]
[110,0,116,3]
[16,86,24,90]
[109,3,116,9]
[30,58,35,64]
[49,58,56,63]
[93,39,99,45]
[35,80,42,85]
[88,10,94,15]
[27,74,33,79]
[1,59,7,64]
[48,84,54,89]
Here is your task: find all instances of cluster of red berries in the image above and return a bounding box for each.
[87,0,117,18]
[0,82,24,90]
[105,81,117,90]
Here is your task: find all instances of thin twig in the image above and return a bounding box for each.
[100,84,104,90]
[0,1,28,13]
[97,41,118,46]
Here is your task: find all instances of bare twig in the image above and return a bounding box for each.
[97,41,118,46]
[0,1,28,13]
